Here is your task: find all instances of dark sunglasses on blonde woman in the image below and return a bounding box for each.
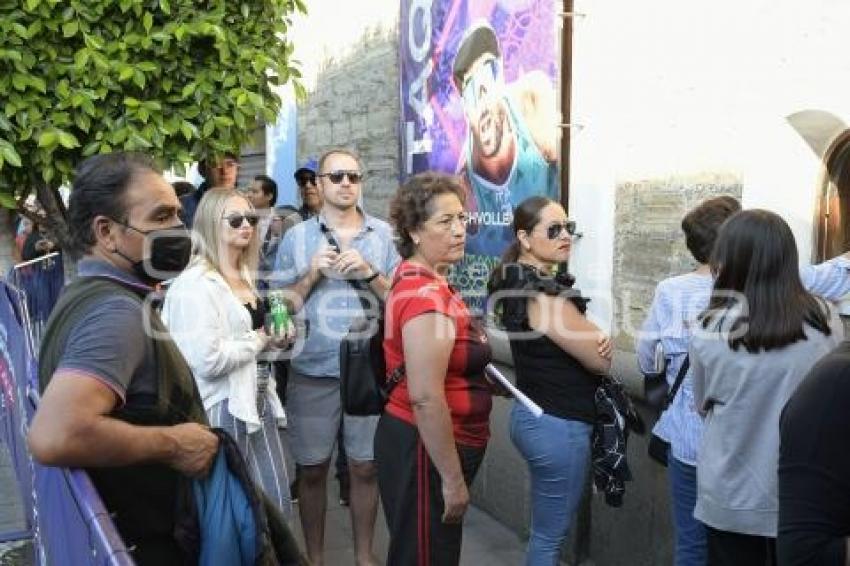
[223,213,259,229]
[318,170,363,184]
[545,221,577,240]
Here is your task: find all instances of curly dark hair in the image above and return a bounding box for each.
[389,172,466,259]
[681,195,741,263]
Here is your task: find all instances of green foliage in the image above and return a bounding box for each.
[0,0,305,207]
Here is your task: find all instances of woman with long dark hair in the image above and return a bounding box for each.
[692,209,843,565]
[487,196,612,565]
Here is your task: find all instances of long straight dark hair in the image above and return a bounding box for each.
[486,196,554,294]
[700,209,831,352]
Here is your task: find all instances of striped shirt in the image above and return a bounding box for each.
[636,256,850,466]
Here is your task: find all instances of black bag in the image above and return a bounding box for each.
[643,342,670,411]
[646,356,690,467]
[339,310,404,416]
[647,433,671,466]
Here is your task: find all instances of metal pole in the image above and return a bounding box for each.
[560,0,574,213]
[11,252,60,271]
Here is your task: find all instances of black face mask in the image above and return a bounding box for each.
[113,222,193,285]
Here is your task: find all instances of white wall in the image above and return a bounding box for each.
[570,0,850,330]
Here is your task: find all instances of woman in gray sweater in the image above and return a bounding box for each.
[691,209,844,565]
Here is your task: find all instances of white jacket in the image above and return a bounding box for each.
[161,261,285,433]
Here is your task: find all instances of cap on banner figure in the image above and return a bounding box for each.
[452,21,559,230]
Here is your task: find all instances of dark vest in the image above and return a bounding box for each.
[38,277,206,563]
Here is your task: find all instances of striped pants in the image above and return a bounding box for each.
[207,397,293,521]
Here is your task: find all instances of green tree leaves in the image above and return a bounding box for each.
[0,0,306,219]
[0,140,22,167]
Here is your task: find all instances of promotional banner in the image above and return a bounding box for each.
[0,281,35,542]
[400,0,560,310]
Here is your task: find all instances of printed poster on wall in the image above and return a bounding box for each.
[400,0,561,311]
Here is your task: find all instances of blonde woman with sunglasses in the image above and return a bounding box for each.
[162,187,294,518]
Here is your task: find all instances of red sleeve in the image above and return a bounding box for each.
[391,275,453,329]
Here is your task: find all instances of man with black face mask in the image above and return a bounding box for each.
[28,152,218,564]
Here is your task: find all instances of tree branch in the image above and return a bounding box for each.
[32,180,71,252]
[50,184,67,219]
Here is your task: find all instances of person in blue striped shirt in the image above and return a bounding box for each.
[636,196,850,566]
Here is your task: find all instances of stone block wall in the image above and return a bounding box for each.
[296,25,401,220]
[613,174,743,355]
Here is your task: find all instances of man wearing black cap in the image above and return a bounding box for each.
[452,21,559,252]
[294,158,322,221]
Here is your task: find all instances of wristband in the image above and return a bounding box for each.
[363,269,380,283]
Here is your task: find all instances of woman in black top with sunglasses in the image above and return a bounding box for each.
[487,196,612,566]
[163,188,295,518]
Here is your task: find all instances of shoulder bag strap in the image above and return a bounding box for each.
[319,220,379,310]
[665,355,690,408]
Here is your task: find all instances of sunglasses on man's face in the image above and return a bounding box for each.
[318,170,363,184]
[544,221,577,240]
[223,213,259,229]
[297,174,317,187]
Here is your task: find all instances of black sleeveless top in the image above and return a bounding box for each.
[490,263,598,423]
[244,300,266,331]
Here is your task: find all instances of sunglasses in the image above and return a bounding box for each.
[318,170,363,184]
[223,213,259,229]
[297,174,317,187]
[461,57,502,114]
[544,221,577,240]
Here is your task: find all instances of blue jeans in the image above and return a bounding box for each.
[668,455,707,566]
[510,403,592,566]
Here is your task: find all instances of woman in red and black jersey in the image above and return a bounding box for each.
[376,172,493,566]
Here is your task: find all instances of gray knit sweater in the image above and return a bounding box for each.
[690,306,843,537]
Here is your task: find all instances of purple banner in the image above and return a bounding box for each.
[0,282,36,542]
[400,0,561,309]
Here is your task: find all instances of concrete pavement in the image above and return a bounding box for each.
[290,482,528,565]
[1,438,528,566]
